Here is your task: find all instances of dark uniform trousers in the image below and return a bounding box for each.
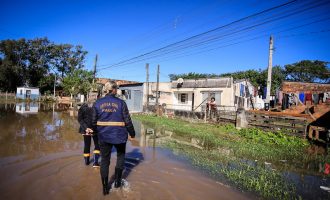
[83,134,100,155]
[99,141,126,178]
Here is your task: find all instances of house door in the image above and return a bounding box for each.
[26,90,31,99]
[191,93,194,111]
[133,90,142,112]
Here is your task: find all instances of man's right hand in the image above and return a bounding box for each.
[128,135,135,141]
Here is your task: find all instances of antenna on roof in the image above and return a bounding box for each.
[177,78,184,88]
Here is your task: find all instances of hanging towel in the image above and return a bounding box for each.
[313,93,319,104]
[278,91,283,105]
[305,93,312,101]
[319,93,324,103]
[240,84,244,97]
[299,92,305,104]
[262,87,267,99]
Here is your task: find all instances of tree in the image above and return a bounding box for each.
[285,60,330,83]
[0,39,27,91]
[0,38,88,93]
[62,69,94,99]
[50,44,87,79]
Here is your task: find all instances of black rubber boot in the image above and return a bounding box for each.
[84,156,90,165]
[93,153,100,168]
[114,168,123,188]
[102,177,109,195]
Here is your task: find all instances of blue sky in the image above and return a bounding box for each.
[1,0,330,82]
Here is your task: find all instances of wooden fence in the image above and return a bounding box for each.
[246,112,308,137]
[0,92,16,100]
[164,106,309,137]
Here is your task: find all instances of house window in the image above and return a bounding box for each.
[178,93,188,104]
[20,89,23,95]
[127,90,131,99]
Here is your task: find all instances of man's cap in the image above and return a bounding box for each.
[103,81,118,92]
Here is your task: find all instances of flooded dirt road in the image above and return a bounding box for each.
[0,103,252,200]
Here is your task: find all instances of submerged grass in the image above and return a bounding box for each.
[133,114,330,200]
[167,142,296,199]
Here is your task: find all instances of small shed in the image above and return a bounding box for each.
[119,83,144,113]
[16,87,40,100]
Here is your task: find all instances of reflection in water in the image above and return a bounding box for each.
[15,102,39,114]
[0,103,81,159]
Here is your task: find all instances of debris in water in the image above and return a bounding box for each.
[320,186,330,192]
[151,180,160,184]
[264,162,271,165]
[279,160,287,163]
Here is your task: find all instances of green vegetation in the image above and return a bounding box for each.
[133,115,329,200]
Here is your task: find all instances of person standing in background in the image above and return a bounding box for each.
[78,96,100,168]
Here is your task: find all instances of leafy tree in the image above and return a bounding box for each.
[62,69,93,99]
[38,73,56,94]
[0,38,88,93]
[285,60,330,83]
[0,39,27,91]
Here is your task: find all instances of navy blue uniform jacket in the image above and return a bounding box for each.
[92,94,135,144]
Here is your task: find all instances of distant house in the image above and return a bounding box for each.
[146,82,173,107]
[118,82,173,113]
[16,87,40,100]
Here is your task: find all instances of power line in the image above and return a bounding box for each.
[97,0,299,70]
[98,0,329,71]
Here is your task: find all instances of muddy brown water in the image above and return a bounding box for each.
[0,103,252,200]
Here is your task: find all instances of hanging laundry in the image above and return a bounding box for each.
[319,93,324,103]
[278,91,283,105]
[313,93,319,105]
[240,84,244,97]
[299,92,305,104]
[305,93,312,105]
[245,85,249,97]
[262,87,267,99]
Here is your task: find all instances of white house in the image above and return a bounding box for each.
[16,87,40,100]
[170,78,255,112]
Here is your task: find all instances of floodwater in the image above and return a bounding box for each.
[0,102,252,200]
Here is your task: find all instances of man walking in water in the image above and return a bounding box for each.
[92,81,135,195]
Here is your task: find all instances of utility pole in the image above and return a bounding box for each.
[53,73,56,98]
[155,65,160,106]
[266,35,273,104]
[93,54,98,80]
[145,63,150,110]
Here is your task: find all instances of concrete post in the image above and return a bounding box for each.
[236,108,248,129]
